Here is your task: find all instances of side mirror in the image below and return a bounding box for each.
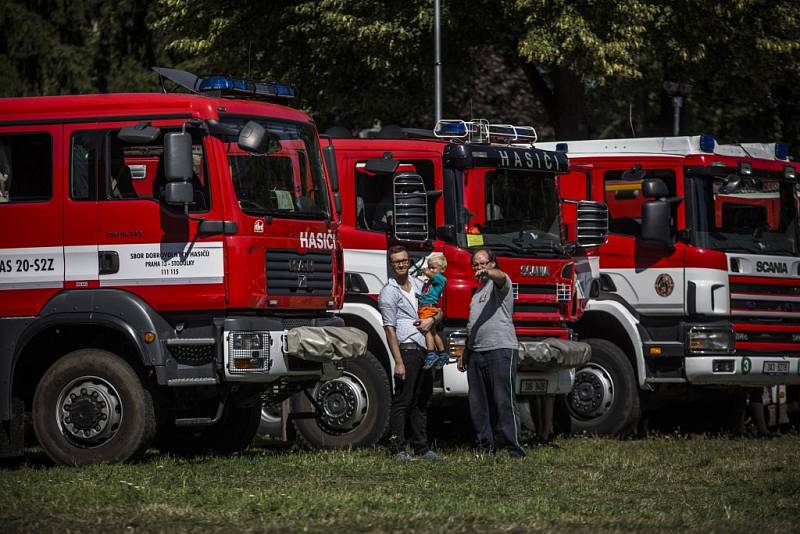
[334,192,342,215]
[365,156,399,175]
[621,164,646,182]
[641,177,669,198]
[238,120,280,154]
[392,172,428,243]
[164,182,194,206]
[641,200,672,246]
[323,145,339,192]
[164,132,193,182]
[118,123,161,144]
[575,201,609,248]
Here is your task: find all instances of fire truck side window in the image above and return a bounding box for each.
[355,159,435,237]
[70,130,210,211]
[0,134,52,203]
[603,169,677,237]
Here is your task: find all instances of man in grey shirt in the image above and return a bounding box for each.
[459,247,524,458]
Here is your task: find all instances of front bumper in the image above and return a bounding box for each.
[685,356,800,385]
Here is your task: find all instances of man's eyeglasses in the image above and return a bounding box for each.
[390,259,410,266]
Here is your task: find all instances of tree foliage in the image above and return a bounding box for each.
[2,0,800,155]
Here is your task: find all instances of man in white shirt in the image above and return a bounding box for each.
[379,245,441,460]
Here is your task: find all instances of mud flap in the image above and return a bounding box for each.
[0,398,24,459]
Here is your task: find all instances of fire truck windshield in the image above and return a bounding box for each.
[689,173,800,256]
[220,118,330,219]
[476,169,562,256]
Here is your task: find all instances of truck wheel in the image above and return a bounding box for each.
[208,404,261,454]
[32,349,156,466]
[156,404,261,456]
[567,339,639,436]
[292,351,390,448]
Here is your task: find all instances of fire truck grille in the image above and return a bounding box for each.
[514,303,560,314]
[266,250,333,296]
[730,277,800,355]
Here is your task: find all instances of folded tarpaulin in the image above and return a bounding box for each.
[286,326,368,362]
[518,338,591,367]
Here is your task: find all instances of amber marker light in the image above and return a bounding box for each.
[143,332,156,344]
[649,346,662,357]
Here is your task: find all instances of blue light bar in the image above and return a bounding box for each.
[434,120,468,138]
[555,143,569,152]
[197,75,295,99]
[775,142,790,160]
[699,134,716,152]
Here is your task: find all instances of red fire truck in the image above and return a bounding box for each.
[536,135,800,434]
[0,68,360,465]
[271,120,608,447]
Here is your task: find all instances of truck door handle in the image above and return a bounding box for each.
[98,251,120,275]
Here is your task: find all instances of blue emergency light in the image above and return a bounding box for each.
[153,67,296,100]
[699,134,716,153]
[555,143,569,152]
[775,142,790,160]
[434,120,469,138]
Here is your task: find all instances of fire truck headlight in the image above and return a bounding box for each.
[688,327,734,354]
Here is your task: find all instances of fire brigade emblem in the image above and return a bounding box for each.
[254,220,265,233]
[654,273,674,297]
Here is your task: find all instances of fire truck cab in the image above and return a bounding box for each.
[0,68,360,465]
[275,120,609,447]
[538,135,800,434]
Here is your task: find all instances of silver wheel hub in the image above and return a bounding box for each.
[568,363,614,420]
[316,374,368,432]
[57,376,122,446]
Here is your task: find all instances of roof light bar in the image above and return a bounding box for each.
[153,67,295,100]
[775,142,790,160]
[699,134,716,153]
[433,118,537,145]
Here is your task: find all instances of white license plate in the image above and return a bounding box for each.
[763,361,789,375]
[520,379,548,394]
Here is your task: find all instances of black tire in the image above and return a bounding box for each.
[155,404,261,456]
[292,351,390,448]
[32,349,156,466]
[567,338,640,436]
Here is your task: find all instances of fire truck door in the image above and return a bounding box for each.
[600,167,686,316]
[90,127,225,308]
[0,125,64,317]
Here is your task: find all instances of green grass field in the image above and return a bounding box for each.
[2,434,798,533]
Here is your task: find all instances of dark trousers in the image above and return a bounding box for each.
[467,348,525,458]
[389,345,433,455]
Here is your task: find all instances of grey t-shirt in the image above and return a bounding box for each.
[467,273,518,351]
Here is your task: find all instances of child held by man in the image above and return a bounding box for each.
[417,253,448,369]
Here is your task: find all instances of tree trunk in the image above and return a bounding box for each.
[552,66,589,140]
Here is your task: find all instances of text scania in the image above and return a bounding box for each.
[497,149,564,171]
[756,260,789,274]
[299,232,335,250]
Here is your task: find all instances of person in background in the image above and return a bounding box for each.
[418,252,448,370]
[459,247,524,459]
[379,245,442,461]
